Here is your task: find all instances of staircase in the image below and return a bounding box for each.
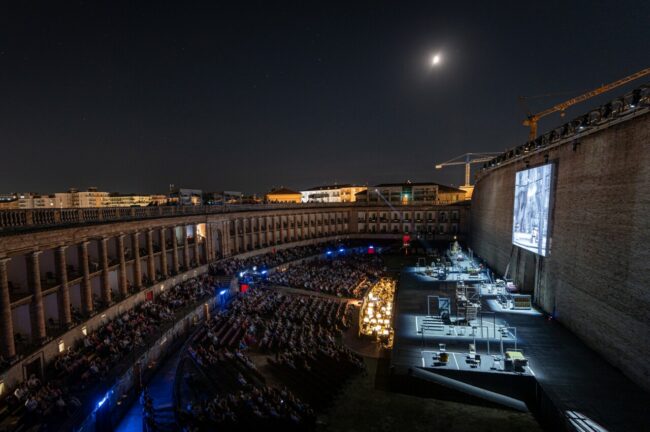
[148,404,177,432]
[421,315,445,332]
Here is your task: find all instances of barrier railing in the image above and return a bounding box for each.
[480,83,650,174]
[0,201,464,232]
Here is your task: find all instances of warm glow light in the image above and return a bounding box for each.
[431,53,442,66]
[359,278,396,347]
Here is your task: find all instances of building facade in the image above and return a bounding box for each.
[104,193,168,207]
[0,189,168,209]
[169,188,202,206]
[355,182,466,205]
[265,188,302,203]
[300,184,367,203]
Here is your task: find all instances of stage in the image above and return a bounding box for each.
[390,262,650,431]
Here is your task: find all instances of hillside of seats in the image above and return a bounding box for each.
[175,287,365,430]
[265,249,385,298]
[0,275,218,432]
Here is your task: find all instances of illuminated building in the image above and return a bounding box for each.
[265,187,302,203]
[300,184,367,203]
[355,182,466,205]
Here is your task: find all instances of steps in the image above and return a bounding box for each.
[421,315,445,332]
[151,405,176,432]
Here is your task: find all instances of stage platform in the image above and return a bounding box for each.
[391,266,650,432]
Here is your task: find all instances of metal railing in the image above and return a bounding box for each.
[480,83,650,175]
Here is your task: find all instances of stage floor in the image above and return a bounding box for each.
[391,267,650,432]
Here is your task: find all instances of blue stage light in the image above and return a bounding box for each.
[96,390,112,410]
[326,251,333,255]
[219,289,228,296]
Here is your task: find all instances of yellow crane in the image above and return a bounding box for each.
[523,68,650,141]
[435,152,501,197]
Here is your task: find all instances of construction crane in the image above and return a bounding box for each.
[435,152,501,197]
[523,67,650,141]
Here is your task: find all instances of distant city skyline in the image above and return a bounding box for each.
[2,1,648,194]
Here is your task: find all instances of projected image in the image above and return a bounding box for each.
[512,164,553,256]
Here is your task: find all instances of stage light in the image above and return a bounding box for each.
[239,272,244,278]
[219,289,227,296]
[96,390,112,410]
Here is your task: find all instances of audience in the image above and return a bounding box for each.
[0,275,218,429]
[180,287,364,430]
[209,242,358,276]
[267,252,384,298]
[1,243,379,431]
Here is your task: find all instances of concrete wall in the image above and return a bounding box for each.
[470,111,650,391]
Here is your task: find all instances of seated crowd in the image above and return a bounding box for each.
[0,275,218,430]
[208,241,355,276]
[266,252,385,298]
[180,288,364,430]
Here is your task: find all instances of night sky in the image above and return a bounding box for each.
[1,1,648,195]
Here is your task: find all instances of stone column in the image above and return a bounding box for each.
[249,217,254,248]
[159,228,168,277]
[271,217,277,244]
[0,258,15,358]
[27,251,47,342]
[132,232,142,289]
[183,225,190,267]
[193,225,201,265]
[293,215,298,239]
[146,229,156,280]
[99,237,112,305]
[171,227,180,274]
[55,247,72,327]
[205,224,212,262]
[78,241,93,315]
[117,235,128,297]
[233,220,240,253]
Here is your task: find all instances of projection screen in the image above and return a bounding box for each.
[512,163,553,256]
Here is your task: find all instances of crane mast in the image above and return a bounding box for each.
[435,152,501,197]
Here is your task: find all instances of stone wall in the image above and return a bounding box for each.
[470,111,650,391]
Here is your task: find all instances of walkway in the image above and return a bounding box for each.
[115,349,183,432]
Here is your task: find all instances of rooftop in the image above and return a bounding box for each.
[266,187,301,195]
[303,184,361,191]
[372,182,467,194]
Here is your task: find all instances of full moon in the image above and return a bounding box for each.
[431,54,441,65]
